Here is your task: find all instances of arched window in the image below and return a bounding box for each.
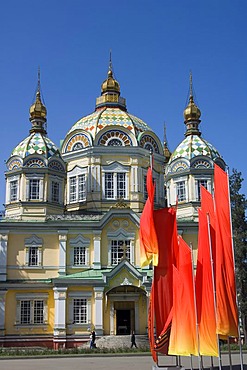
[107,138,123,146]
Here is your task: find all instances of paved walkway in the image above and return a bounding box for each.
[0,353,246,370]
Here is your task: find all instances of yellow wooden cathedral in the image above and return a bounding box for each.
[0,63,225,348]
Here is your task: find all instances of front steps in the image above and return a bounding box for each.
[82,335,150,349]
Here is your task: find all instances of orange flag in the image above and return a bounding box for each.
[200,186,216,272]
[149,207,178,356]
[196,208,218,356]
[168,236,198,356]
[139,167,158,267]
[214,164,238,337]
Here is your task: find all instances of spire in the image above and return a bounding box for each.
[163,122,171,160]
[189,70,193,99]
[29,68,47,134]
[95,53,127,110]
[183,72,201,137]
[101,51,120,94]
[108,49,113,78]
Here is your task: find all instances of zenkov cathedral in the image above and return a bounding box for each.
[0,61,225,348]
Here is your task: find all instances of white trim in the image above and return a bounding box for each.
[25,174,45,201]
[25,235,43,267]
[15,294,48,326]
[49,175,63,204]
[173,176,188,203]
[67,168,87,204]
[69,234,90,267]
[102,162,129,200]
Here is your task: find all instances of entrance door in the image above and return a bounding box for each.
[116,309,130,335]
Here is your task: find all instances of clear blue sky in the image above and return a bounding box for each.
[0,0,247,207]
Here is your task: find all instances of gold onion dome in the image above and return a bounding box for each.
[183,94,201,122]
[29,90,47,121]
[101,67,120,94]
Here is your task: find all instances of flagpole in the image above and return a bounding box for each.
[149,149,153,170]
[190,242,201,370]
[226,167,244,370]
[206,212,222,370]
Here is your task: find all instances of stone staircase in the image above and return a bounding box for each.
[82,335,150,349]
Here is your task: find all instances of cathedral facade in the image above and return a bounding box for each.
[0,64,225,348]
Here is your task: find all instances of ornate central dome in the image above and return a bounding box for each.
[66,107,152,140]
[62,61,163,155]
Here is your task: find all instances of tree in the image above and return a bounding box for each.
[229,169,247,343]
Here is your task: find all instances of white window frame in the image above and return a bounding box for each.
[49,176,63,204]
[174,177,188,203]
[26,174,44,201]
[69,235,90,268]
[73,298,87,324]
[102,162,129,200]
[25,235,43,268]
[67,167,87,204]
[68,291,92,327]
[111,239,131,265]
[107,229,135,267]
[16,293,48,326]
[7,175,20,203]
[176,181,186,202]
[195,176,211,201]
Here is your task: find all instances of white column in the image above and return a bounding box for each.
[53,287,67,331]
[110,301,114,335]
[57,230,68,275]
[93,232,101,269]
[134,299,139,334]
[130,164,138,193]
[0,231,8,281]
[94,287,104,335]
[96,164,101,192]
[0,291,6,335]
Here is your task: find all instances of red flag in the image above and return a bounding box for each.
[214,164,238,337]
[139,167,158,267]
[200,186,216,274]
[168,236,198,356]
[151,207,178,355]
[196,209,218,356]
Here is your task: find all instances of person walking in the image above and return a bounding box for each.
[90,330,96,349]
[131,331,137,348]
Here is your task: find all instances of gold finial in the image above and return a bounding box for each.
[29,67,47,125]
[101,51,120,94]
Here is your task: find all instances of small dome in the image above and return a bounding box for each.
[169,135,221,163]
[29,90,47,121]
[101,68,120,94]
[183,95,201,122]
[10,132,61,161]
